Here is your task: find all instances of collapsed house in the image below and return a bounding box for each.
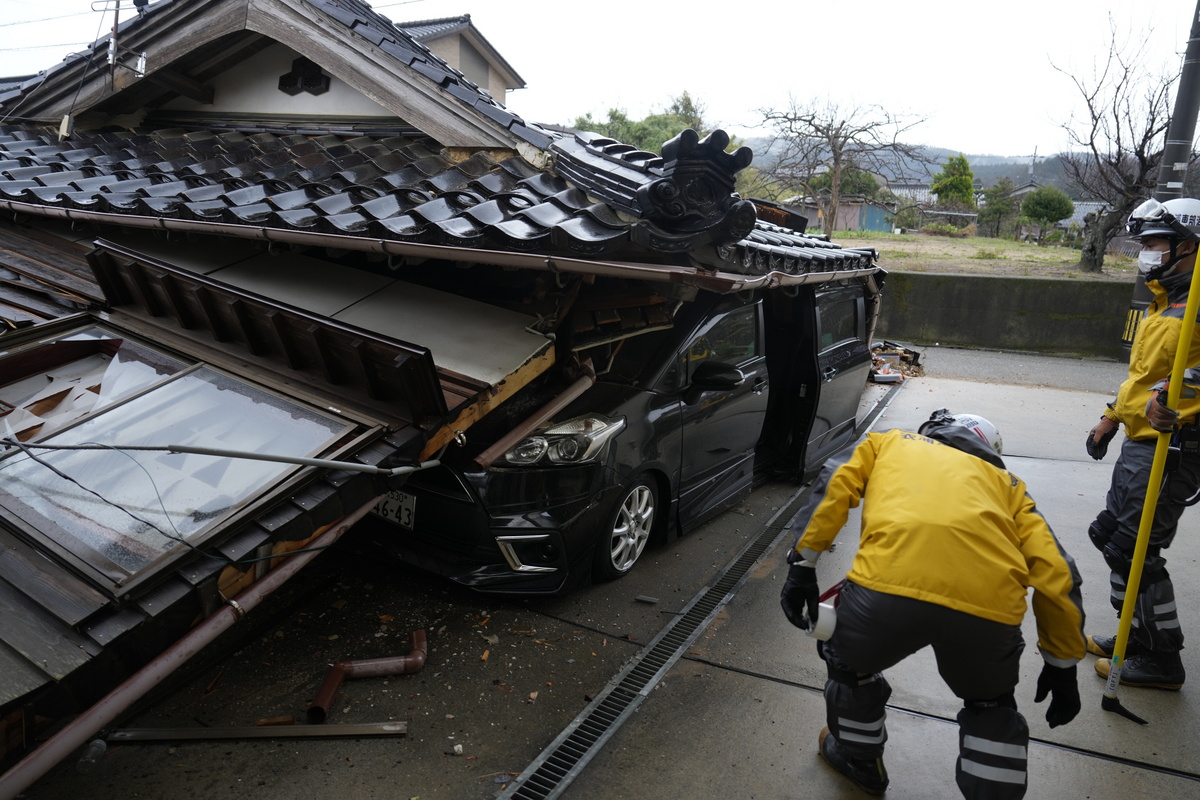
[0,0,884,784]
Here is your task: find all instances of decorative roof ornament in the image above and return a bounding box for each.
[639,129,756,246]
[552,128,756,254]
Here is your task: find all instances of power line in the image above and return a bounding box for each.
[0,42,92,52]
[0,11,94,28]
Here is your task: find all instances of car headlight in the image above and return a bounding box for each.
[502,415,626,466]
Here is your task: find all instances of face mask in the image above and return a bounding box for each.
[1138,250,1167,276]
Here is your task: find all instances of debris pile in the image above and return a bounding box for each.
[870,341,925,383]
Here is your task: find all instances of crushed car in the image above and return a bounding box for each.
[364,268,882,594]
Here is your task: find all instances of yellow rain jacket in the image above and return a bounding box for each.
[1104,272,1200,440]
[793,428,1086,663]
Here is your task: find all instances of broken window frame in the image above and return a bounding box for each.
[0,318,378,597]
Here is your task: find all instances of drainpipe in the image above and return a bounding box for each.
[0,493,386,799]
[306,629,428,723]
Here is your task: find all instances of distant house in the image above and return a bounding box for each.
[1007,180,1043,204]
[1062,200,1107,228]
[887,180,934,208]
[788,195,896,233]
[397,15,525,102]
[890,179,984,214]
[1064,200,1141,255]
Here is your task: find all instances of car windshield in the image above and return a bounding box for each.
[598,327,678,386]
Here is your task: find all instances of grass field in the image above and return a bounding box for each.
[828,230,1137,281]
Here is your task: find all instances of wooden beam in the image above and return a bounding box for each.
[125,262,162,317]
[158,272,193,328]
[266,309,301,369]
[142,68,214,105]
[420,346,555,459]
[226,297,264,356]
[349,339,383,400]
[189,285,230,342]
[304,325,335,382]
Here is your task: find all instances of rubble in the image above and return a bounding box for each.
[870,341,925,383]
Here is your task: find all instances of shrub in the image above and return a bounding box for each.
[920,222,970,238]
[970,248,1006,260]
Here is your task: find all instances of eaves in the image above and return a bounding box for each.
[0,198,881,294]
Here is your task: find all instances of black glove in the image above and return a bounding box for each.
[780,562,820,631]
[1034,663,1080,728]
[1085,420,1117,460]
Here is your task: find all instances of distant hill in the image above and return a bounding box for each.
[740,137,1076,196]
[969,154,1072,193]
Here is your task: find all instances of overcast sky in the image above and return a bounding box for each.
[0,0,1194,158]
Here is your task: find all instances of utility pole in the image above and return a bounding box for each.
[1123,2,1200,351]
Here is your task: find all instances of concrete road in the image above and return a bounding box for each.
[19,346,1200,799]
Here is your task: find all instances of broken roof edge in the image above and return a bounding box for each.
[0,199,883,295]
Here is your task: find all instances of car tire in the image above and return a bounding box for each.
[593,476,657,582]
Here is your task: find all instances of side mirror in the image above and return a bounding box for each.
[689,360,745,391]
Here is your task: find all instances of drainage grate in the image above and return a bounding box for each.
[497,486,814,800]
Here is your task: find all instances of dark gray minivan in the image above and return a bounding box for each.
[367,275,882,594]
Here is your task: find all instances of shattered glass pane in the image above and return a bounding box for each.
[0,328,183,443]
[0,367,351,583]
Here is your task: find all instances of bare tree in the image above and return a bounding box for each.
[755,98,929,233]
[1056,25,1180,272]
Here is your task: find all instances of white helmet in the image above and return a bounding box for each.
[1127,197,1200,281]
[919,408,1003,454]
[1126,197,1200,242]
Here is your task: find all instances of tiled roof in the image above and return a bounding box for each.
[0,125,878,283]
[397,15,474,41]
[1062,199,1107,228]
[395,13,525,89]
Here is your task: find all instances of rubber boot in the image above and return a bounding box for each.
[1094,650,1185,690]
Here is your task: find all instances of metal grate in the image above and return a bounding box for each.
[498,486,813,800]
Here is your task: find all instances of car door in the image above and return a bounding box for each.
[674,297,769,529]
[803,281,872,469]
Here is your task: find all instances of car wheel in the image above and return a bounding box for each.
[593,477,657,582]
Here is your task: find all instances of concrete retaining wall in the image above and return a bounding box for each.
[874,272,1134,359]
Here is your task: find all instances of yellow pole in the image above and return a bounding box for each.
[1103,261,1200,720]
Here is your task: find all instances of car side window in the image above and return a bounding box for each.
[680,305,759,384]
[817,288,862,352]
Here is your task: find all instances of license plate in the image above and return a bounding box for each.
[374,490,416,530]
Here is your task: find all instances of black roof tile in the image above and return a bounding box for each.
[268,186,332,210]
[226,202,274,224]
[373,213,430,241]
[432,216,489,247]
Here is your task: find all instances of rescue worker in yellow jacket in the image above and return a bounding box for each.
[781,410,1086,798]
[1085,197,1200,690]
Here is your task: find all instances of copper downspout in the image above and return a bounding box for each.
[473,360,597,469]
[0,493,386,799]
[306,629,428,723]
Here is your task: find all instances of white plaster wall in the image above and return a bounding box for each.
[161,43,394,117]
